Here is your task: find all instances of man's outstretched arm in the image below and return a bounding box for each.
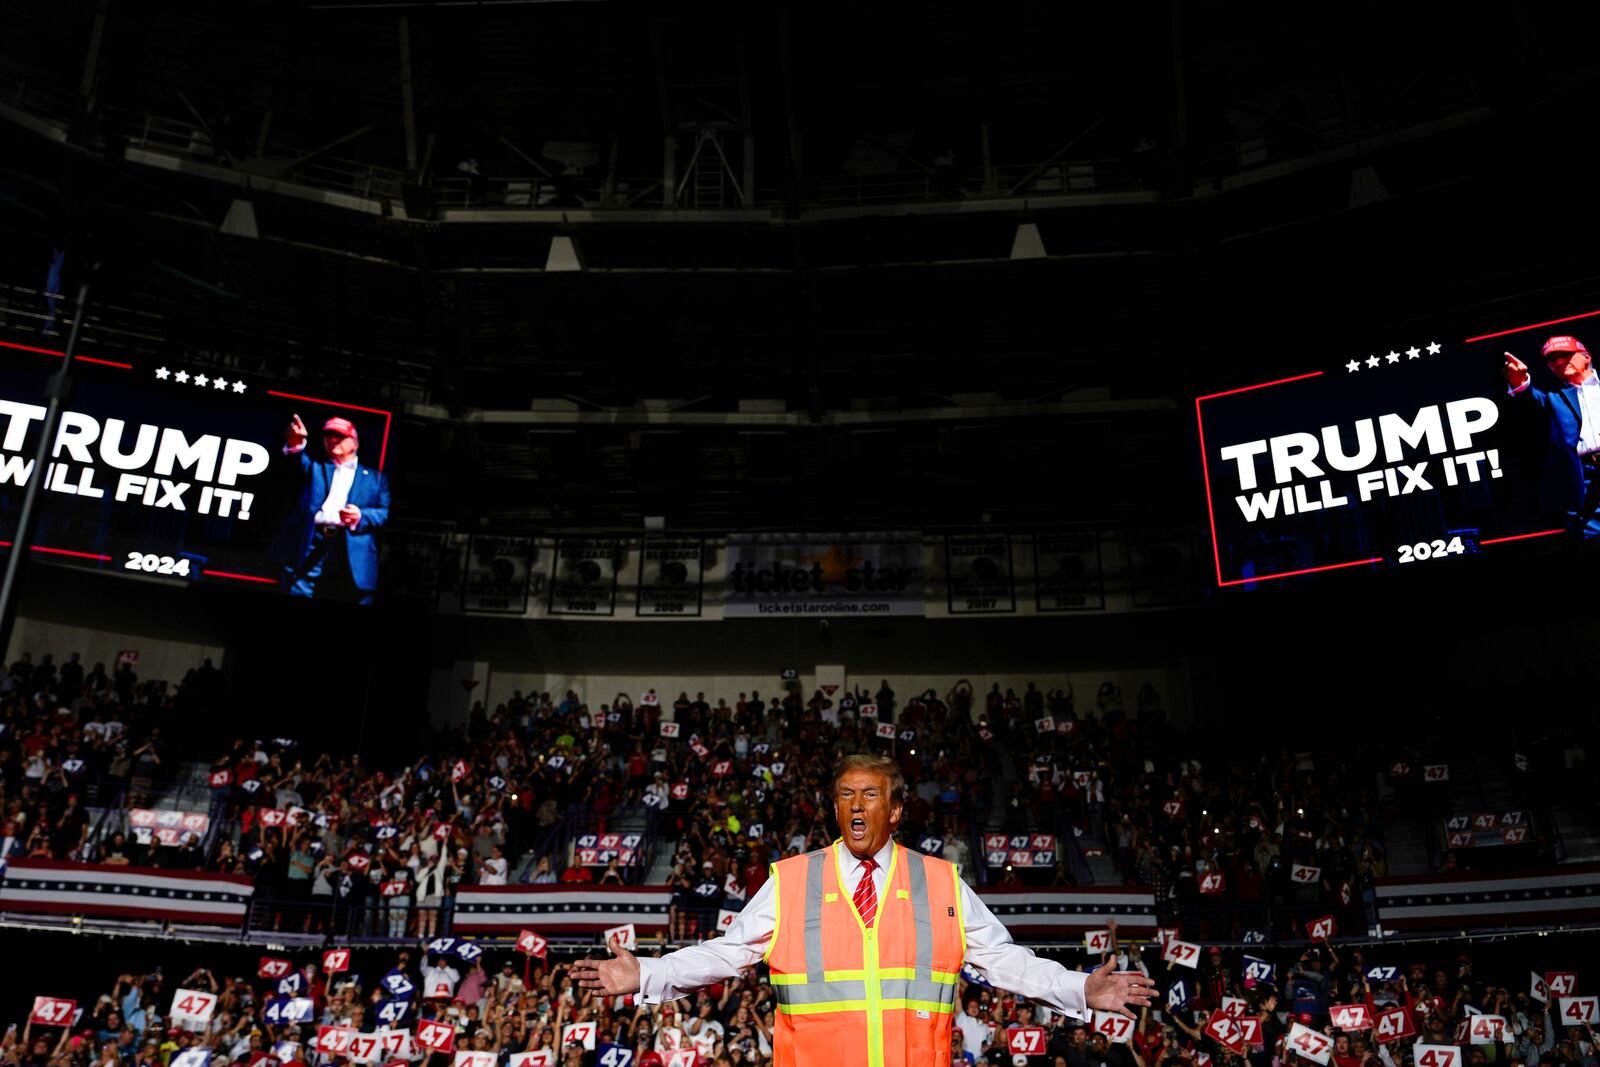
[573,877,777,1001]
[958,882,1155,1019]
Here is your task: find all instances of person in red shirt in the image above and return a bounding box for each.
[741,852,767,899]
[1131,1009,1164,1066]
[559,863,594,883]
[1330,1033,1361,1067]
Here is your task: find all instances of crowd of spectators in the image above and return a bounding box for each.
[0,653,1554,949]
[0,651,226,864]
[3,933,1594,1067]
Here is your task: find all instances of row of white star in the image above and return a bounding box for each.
[1346,342,1443,372]
[154,367,247,392]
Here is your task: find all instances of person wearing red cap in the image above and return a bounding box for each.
[1503,334,1600,537]
[269,412,392,603]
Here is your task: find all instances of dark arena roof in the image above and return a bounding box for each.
[2,2,1599,535]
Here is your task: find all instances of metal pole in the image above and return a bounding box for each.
[0,279,90,661]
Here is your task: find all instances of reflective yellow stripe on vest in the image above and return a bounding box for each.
[770,844,961,1065]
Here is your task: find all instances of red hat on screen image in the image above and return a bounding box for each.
[322,416,358,439]
[1541,335,1588,357]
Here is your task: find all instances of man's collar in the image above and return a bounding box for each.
[333,456,359,470]
[836,836,895,869]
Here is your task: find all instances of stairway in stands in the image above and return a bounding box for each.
[1550,802,1600,861]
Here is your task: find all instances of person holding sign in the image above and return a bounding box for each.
[1502,335,1600,538]
[270,413,391,604]
[573,753,1156,1067]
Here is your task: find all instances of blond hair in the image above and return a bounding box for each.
[831,753,906,804]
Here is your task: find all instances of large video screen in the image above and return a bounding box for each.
[1197,307,1600,587]
[0,340,394,603]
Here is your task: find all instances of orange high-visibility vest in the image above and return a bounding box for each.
[765,840,966,1067]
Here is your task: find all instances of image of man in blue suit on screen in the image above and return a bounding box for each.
[270,412,391,604]
[1503,334,1600,538]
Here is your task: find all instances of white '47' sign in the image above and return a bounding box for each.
[1286,1022,1332,1065]
[1413,1045,1460,1067]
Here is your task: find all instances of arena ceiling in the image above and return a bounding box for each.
[1,2,1599,531]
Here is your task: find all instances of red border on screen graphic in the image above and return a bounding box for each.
[0,339,391,584]
[202,569,278,585]
[1194,371,1389,586]
[1462,308,1600,344]
[0,541,113,562]
[1199,310,1591,587]
[267,390,392,471]
[1478,529,1565,545]
[0,339,134,370]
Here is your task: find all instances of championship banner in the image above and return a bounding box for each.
[974,886,1156,938]
[1375,864,1600,930]
[942,533,1016,615]
[548,538,622,616]
[0,858,255,927]
[462,535,535,614]
[636,538,705,617]
[451,884,671,934]
[722,533,924,618]
[1196,315,1600,589]
[1032,531,1106,611]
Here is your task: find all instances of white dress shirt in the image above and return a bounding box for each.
[637,838,1090,1018]
[315,458,360,526]
[285,443,360,526]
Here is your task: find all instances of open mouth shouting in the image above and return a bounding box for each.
[834,763,902,859]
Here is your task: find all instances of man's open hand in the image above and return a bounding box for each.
[571,935,641,997]
[1084,958,1156,1018]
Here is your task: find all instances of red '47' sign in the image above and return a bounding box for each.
[1306,915,1337,940]
[416,1021,456,1053]
[1330,1005,1370,1030]
[516,930,548,958]
[29,998,76,1027]
[1199,872,1225,894]
[1204,1013,1245,1054]
[1547,972,1578,997]
[258,957,292,979]
[316,1027,355,1055]
[1373,1008,1415,1044]
[1008,1028,1047,1054]
[1559,997,1599,1025]
[322,948,350,973]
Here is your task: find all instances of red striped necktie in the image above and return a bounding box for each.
[853,857,879,926]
